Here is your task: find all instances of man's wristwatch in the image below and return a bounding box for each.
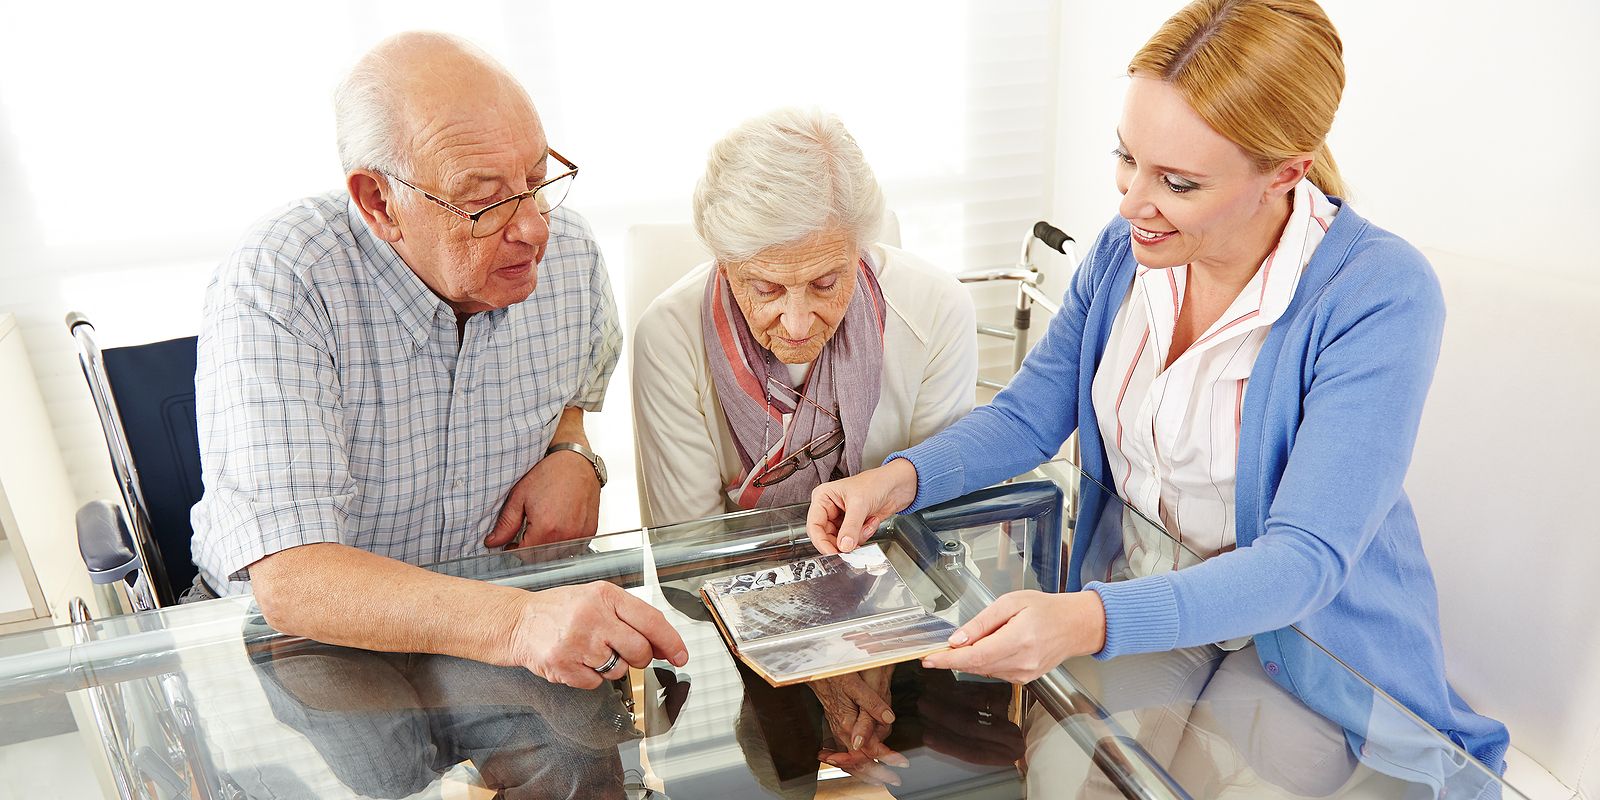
[546,441,608,488]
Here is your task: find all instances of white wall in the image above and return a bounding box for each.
[1052,1,1600,279]
[1050,0,1600,793]
[0,1,1061,537]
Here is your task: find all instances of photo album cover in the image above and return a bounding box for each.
[700,543,958,686]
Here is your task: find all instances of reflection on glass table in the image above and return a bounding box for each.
[0,459,1520,799]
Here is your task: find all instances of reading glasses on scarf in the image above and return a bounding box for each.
[385,149,579,238]
[752,377,846,488]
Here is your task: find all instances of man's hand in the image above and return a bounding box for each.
[504,580,688,690]
[487,449,600,550]
[806,458,919,555]
[920,590,1107,683]
[811,666,908,786]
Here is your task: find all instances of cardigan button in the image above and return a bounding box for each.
[1264,661,1280,675]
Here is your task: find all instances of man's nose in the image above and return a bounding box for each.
[502,198,551,248]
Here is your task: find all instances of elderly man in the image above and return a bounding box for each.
[187,32,684,798]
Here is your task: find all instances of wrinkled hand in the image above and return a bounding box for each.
[917,670,1025,766]
[811,667,908,786]
[921,590,1107,683]
[486,451,600,551]
[506,581,688,690]
[806,458,919,555]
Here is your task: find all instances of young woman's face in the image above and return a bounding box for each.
[1114,76,1294,272]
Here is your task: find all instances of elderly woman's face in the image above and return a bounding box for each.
[723,227,859,364]
[1113,76,1291,273]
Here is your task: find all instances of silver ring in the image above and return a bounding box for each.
[593,650,622,674]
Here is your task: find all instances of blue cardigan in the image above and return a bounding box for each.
[893,202,1509,777]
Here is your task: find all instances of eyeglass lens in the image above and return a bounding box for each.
[469,172,576,238]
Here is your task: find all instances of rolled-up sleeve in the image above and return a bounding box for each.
[573,239,622,412]
[192,245,355,588]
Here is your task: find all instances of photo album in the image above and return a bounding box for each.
[700,543,957,686]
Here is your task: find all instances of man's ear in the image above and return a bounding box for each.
[1265,155,1312,201]
[348,170,402,242]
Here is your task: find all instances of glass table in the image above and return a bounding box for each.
[0,460,1519,799]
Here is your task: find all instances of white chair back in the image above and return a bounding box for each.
[1407,247,1600,798]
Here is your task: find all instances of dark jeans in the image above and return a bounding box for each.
[247,632,633,799]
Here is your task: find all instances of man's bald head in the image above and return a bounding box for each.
[333,32,536,177]
[337,32,556,316]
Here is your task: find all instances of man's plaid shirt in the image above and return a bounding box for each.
[190,193,620,594]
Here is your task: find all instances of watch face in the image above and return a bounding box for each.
[593,453,608,485]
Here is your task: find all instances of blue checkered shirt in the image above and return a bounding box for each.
[190,193,621,595]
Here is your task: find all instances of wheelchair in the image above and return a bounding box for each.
[64,313,242,799]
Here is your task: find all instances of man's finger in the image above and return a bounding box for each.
[555,662,605,691]
[807,493,841,555]
[613,592,689,666]
[605,626,654,669]
[485,504,525,548]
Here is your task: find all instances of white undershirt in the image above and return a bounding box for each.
[1091,180,1338,601]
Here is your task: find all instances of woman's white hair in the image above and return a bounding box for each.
[693,107,885,264]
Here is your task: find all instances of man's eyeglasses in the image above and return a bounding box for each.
[752,378,846,488]
[386,149,578,239]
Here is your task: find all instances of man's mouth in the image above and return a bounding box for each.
[496,261,534,278]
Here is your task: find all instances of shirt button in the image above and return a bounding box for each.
[453,478,465,489]
[1264,661,1280,675]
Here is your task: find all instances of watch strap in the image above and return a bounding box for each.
[546,441,607,487]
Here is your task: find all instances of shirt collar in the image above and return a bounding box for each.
[1248,178,1335,327]
[347,195,458,351]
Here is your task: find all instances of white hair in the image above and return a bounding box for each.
[693,107,885,263]
[333,32,507,178]
[333,49,409,176]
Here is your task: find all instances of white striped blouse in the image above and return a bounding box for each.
[1090,180,1338,595]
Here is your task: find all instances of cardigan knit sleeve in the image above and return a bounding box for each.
[1089,239,1446,657]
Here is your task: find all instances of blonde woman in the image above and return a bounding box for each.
[806,0,1508,790]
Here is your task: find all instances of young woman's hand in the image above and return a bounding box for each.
[921,590,1107,683]
[806,458,919,554]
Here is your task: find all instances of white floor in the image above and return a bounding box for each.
[0,539,34,614]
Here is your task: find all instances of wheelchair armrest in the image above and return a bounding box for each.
[77,500,142,584]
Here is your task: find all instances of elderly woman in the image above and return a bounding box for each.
[632,108,1001,793]
[632,107,977,527]
[808,0,1508,794]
